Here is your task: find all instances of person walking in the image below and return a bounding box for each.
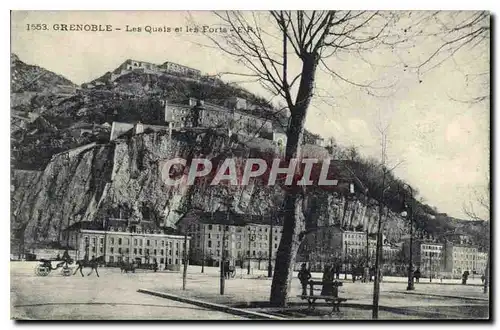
[298,263,311,296]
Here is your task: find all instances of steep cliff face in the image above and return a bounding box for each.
[11,130,410,248]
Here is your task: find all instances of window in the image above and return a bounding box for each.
[217,250,220,256]
[208,225,213,230]
[176,243,179,249]
[162,240,165,247]
[92,246,96,252]
[169,242,172,248]
[161,250,164,256]
[134,248,137,254]
[253,251,256,256]
[175,259,179,265]
[99,247,103,253]
[160,258,164,264]
[134,239,138,245]
[100,237,104,246]
[118,248,122,254]
[139,248,143,254]
[217,241,221,247]
[147,240,150,246]
[218,225,222,232]
[208,233,211,239]
[109,256,114,263]
[274,244,277,248]
[110,247,114,253]
[236,242,241,249]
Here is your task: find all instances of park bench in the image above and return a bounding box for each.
[297,280,348,313]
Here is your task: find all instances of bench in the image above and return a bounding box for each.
[297,280,348,313]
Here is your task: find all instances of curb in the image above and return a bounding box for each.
[137,289,286,320]
[393,291,489,302]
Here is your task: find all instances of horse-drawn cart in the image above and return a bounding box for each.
[34,259,73,277]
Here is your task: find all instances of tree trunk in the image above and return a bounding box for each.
[269,53,318,307]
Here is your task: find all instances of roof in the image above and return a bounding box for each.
[63,219,183,235]
[178,210,282,227]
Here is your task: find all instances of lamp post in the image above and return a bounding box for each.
[344,241,348,280]
[247,228,256,275]
[267,215,274,278]
[401,184,415,291]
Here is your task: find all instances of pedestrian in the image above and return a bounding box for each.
[462,271,469,285]
[414,268,421,283]
[298,263,311,296]
[321,264,334,296]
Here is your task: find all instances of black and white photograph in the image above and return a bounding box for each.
[9,10,491,320]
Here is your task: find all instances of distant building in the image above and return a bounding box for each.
[63,219,189,271]
[110,59,201,81]
[476,251,488,275]
[160,61,201,78]
[443,242,478,276]
[177,211,283,271]
[403,239,445,278]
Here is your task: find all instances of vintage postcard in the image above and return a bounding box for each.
[10,10,490,320]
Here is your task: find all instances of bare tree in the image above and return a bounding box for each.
[463,173,490,293]
[198,10,395,307]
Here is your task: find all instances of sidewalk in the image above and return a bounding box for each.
[140,266,489,319]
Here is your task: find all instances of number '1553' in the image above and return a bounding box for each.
[26,24,49,31]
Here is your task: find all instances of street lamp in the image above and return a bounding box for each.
[247,228,256,275]
[401,184,415,291]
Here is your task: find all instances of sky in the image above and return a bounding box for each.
[10,11,490,220]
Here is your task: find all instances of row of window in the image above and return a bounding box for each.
[84,236,184,249]
[422,245,442,250]
[109,255,181,265]
[86,246,184,256]
[189,224,283,234]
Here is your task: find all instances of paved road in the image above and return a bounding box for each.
[10,262,245,320]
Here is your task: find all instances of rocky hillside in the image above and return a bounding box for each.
[10,56,488,251]
[11,129,412,249]
[11,54,76,94]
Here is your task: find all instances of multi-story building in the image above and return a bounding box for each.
[62,218,190,271]
[160,61,201,78]
[177,211,283,271]
[403,239,445,277]
[297,227,400,272]
[443,242,478,276]
[476,251,488,275]
[110,59,201,81]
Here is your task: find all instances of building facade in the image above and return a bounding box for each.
[63,219,190,271]
[443,242,478,276]
[476,251,488,275]
[403,239,445,277]
[177,211,283,271]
